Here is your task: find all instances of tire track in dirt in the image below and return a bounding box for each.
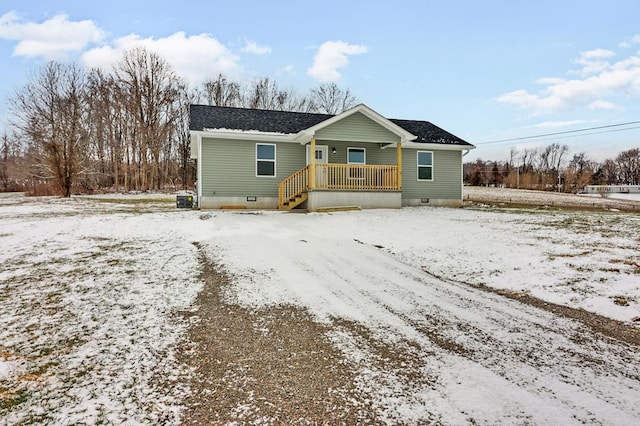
[178,242,381,425]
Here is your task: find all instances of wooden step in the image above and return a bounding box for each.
[316,206,361,213]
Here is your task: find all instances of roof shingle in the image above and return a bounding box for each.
[189,104,473,147]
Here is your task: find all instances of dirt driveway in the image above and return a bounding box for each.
[181,224,640,425]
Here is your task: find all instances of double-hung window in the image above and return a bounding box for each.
[347,147,366,179]
[256,143,276,177]
[417,151,433,181]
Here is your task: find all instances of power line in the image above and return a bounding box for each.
[477,120,640,145]
[517,125,640,144]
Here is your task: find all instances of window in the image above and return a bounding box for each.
[347,148,365,179]
[417,151,433,181]
[347,147,366,164]
[256,143,276,177]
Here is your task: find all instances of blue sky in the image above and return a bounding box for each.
[1,1,640,163]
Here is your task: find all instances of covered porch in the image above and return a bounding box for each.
[278,136,403,210]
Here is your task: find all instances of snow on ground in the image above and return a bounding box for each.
[206,207,640,323]
[465,186,640,211]
[0,197,204,424]
[197,207,640,424]
[1,194,639,424]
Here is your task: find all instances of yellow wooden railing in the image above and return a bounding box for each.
[278,165,309,208]
[316,164,399,190]
[278,164,400,209]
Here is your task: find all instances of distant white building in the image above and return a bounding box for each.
[583,185,640,194]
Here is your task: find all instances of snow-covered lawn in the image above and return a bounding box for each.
[1,194,639,424]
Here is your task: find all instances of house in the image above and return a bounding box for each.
[189,103,474,211]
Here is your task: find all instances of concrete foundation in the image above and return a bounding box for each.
[402,198,463,208]
[306,190,401,212]
[197,193,462,210]
[199,196,278,209]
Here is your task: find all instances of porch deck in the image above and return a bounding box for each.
[278,164,400,210]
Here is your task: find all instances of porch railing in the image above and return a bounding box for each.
[278,165,309,208]
[316,164,399,190]
[278,164,400,208]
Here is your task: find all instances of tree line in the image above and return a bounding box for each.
[465,143,640,192]
[0,47,357,196]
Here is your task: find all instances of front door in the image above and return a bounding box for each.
[307,145,328,187]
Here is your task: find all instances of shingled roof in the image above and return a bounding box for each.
[189,104,473,147]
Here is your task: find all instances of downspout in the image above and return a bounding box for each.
[396,140,402,190]
[461,148,472,203]
[196,134,202,208]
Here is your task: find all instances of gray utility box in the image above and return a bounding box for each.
[176,194,194,208]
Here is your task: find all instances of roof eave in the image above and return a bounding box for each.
[393,141,476,151]
[191,129,300,142]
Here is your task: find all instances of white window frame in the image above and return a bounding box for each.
[417,150,434,181]
[347,147,366,164]
[256,143,276,178]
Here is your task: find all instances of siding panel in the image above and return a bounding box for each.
[316,112,400,143]
[402,149,462,199]
[318,140,397,165]
[201,137,305,197]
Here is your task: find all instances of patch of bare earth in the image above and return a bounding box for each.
[178,243,380,425]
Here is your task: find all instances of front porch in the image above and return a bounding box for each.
[278,159,402,210]
[278,164,401,210]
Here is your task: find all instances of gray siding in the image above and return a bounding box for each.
[318,140,397,165]
[401,149,462,200]
[200,137,305,197]
[316,112,400,143]
[318,141,462,200]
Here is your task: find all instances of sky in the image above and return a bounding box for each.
[1,1,640,162]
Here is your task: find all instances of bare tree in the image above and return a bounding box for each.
[175,88,199,189]
[599,159,619,185]
[202,74,240,107]
[309,82,357,114]
[615,148,640,185]
[10,62,89,197]
[563,152,596,192]
[241,77,290,110]
[0,133,9,191]
[114,47,185,190]
[538,143,568,190]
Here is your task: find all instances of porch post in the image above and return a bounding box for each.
[309,135,316,189]
[396,141,402,190]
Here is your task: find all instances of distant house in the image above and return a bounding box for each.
[189,103,474,211]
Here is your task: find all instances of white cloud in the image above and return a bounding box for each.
[496,47,640,114]
[277,64,295,77]
[580,48,615,60]
[619,34,640,48]
[307,40,367,82]
[0,11,104,59]
[573,49,615,76]
[531,120,588,128]
[82,32,241,86]
[241,39,271,55]
[588,100,617,110]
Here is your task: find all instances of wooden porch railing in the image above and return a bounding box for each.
[278,165,309,209]
[316,164,399,190]
[278,164,400,209]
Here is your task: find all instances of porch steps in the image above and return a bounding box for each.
[316,206,361,213]
[280,192,308,210]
